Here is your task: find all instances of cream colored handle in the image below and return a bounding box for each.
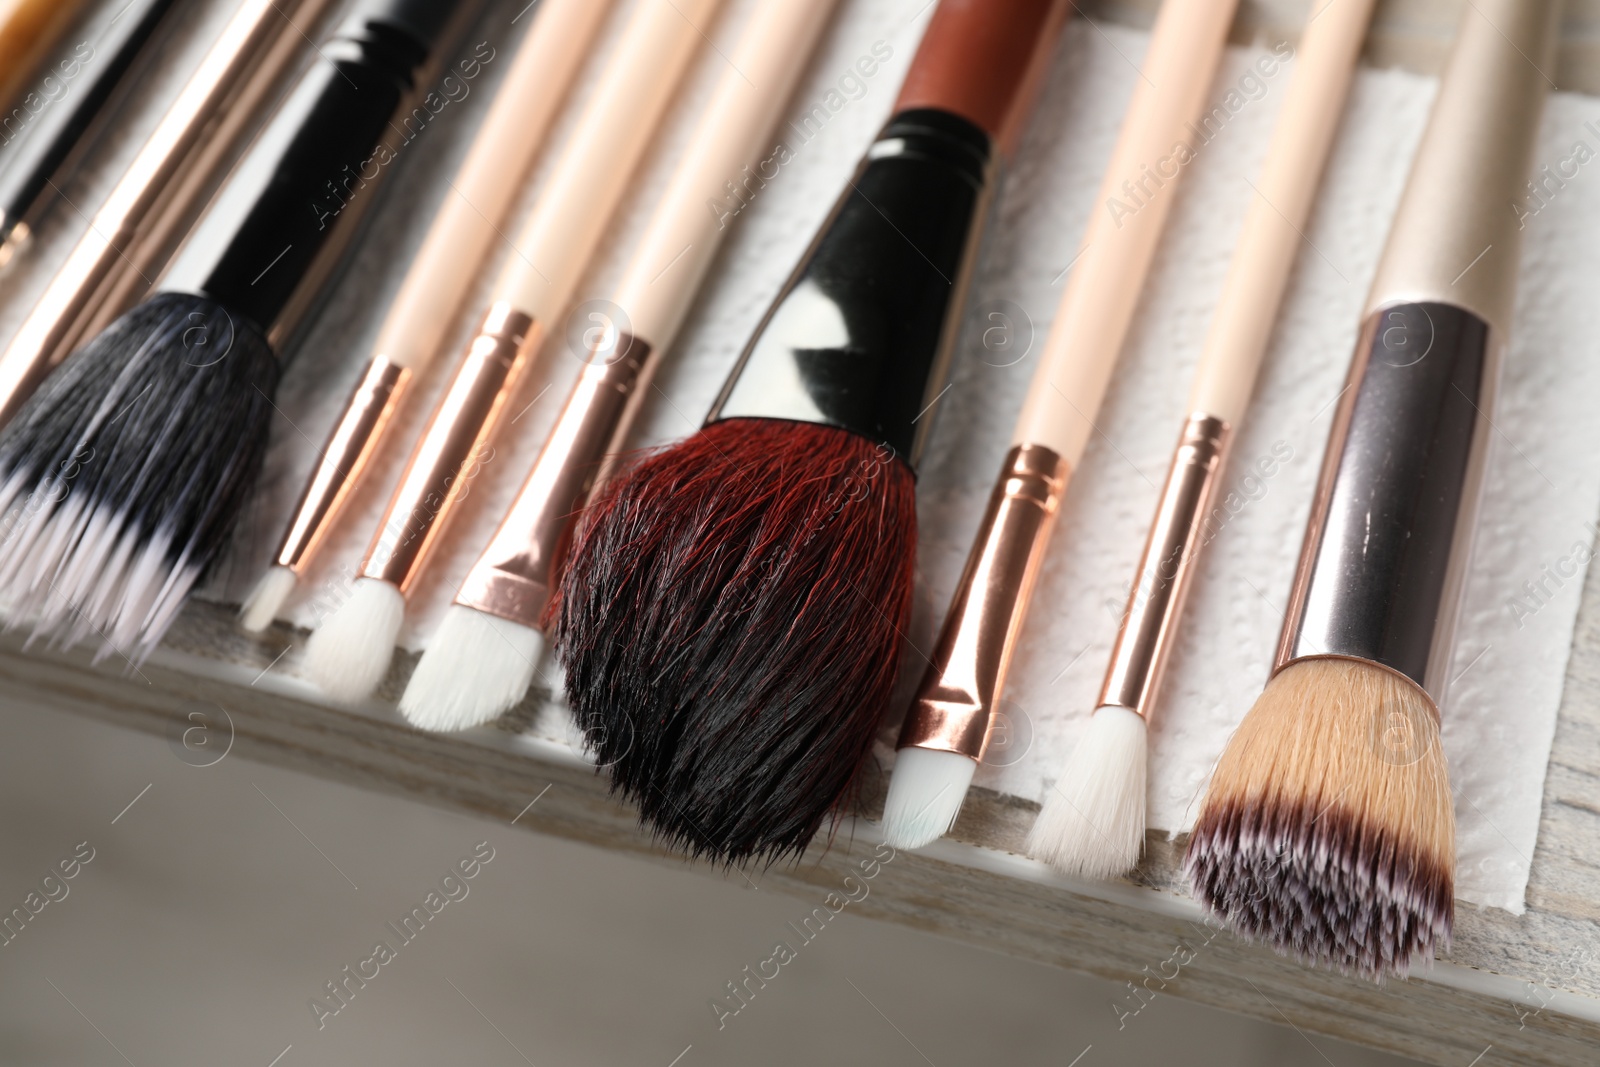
[374,0,614,371]
[613,0,839,347]
[1189,0,1376,424]
[496,0,725,323]
[1012,0,1237,460]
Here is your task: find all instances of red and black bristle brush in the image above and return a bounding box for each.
[550,0,1071,864]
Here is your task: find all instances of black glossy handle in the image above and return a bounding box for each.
[164,0,465,328]
[708,109,995,468]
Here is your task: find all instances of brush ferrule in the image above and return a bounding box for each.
[362,302,536,593]
[706,108,996,468]
[457,332,653,628]
[1278,302,1496,705]
[1098,413,1231,718]
[897,444,1069,759]
[273,356,410,572]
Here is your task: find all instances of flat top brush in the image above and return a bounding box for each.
[0,0,184,269]
[1026,0,1377,880]
[400,0,843,733]
[0,0,471,664]
[238,0,615,634]
[1184,0,1559,978]
[0,0,344,428]
[550,0,1072,864]
[302,0,726,704]
[881,0,1241,852]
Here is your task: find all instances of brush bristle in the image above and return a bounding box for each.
[0,293,275,662]
[304,577,404,703]
[400,604,543,731]
[550,417,917,864]
[240,565,297,633]
[1028,705,1148,879]
[880,746,976,849]
[1184,658,1455,978]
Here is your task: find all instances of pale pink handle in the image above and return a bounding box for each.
[496,0,727,322]
[1189,0,1376,424]
[1012,0,1238,461]
[373,0,615,371]
[615,0,841,347]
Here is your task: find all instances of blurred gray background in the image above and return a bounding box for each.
[0,700,1427,1066]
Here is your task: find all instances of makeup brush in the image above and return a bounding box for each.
[1185,0,1558,978]
[0,0,89,118]
[551,0,1072,864]
[400,0,843,732]
[879,0,1240,852]
[0,0,184,269]
[238,0,615,634]
[1026,0,1377,878]
[0,0,473,663]
[0,0,342,428]
[303,0,726,704]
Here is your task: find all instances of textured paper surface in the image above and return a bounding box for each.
[190,3,1600,912]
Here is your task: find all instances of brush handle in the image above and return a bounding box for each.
[493,0,724,323]
[160,0,468,339]
[0,0,181,253]
[371,0,613,373]
[895,0,1071,159]
[0,0,88,116]
[265,0,613,577]
[1011,0,1238,461]
[455,0,840,628]
[0,0,342,427]
[1362,0,1558,338]
[1187,0,1374,424]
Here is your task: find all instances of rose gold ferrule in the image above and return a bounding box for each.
[457,331,654,627]
[1097,413,1231,718]
[897,444,1070,759]
[361,302,537,593]
[272,357,411,573]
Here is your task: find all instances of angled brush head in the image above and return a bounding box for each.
[880,746,976,850]
[240,564,297,633]
[550,417,917,864]
[304,576,403,703]
[400,603,544,731]
[0,293,276,662]
[1028,704,1148,879]
[1184,658,1455,978]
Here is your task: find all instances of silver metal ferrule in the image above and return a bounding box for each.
[1278,302,1498,708]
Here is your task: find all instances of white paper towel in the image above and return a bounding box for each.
[197,3,1600,913]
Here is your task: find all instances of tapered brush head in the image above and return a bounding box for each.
[550,417,917,864]
[0,293,276,662]
[304,576,404,703]
[240,564,297,633]
[1028,704,1148,878]
[1184,658,1455,978]
[400,603,544,731]
[880,746,977,850]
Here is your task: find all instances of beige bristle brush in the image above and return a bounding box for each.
[879,0,1241,850]
[400,0,842,731]
[1186,0,1558,977]
[304,0,725,703]
[1028,0,1377,879]
[239,0,615,633]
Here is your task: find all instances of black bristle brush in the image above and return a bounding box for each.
[0,0,474,662]
[550,0,1071,864]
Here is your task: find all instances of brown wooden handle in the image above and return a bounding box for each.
[894,0,1071,155]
